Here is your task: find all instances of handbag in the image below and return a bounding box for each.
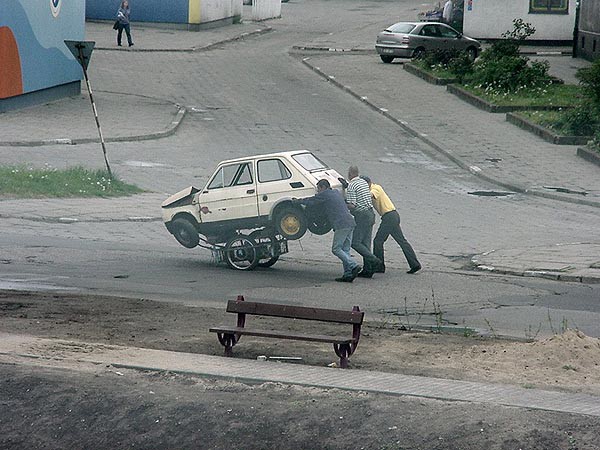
[113,20,119,30]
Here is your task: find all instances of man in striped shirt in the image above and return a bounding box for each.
[345,166,383,278]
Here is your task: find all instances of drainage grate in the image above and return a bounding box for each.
[468,191,514,197]
[543,186,588,196]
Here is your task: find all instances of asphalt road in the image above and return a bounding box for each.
[1,0,599,339]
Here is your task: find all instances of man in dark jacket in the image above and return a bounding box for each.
[297,179,362,282]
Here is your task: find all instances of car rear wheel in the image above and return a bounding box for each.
[170,218,200,248]
[274,206,307,240]
[380,55,394,64]
[466,46,478,61]
[412,47,425,59]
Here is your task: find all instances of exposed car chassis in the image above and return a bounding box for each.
[195,227,289,271]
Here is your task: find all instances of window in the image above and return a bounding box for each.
[258,159,292,183]
[292,153,328,172]
[387,23,416,34]
[208,163,253,189]
[438,24,459,38]
[529,0,568,14]
[420,25,441,37]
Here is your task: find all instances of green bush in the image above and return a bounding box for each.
[556,104,600,136]
[467,19,551,93]
[420,48,474,82]
[565,59,600,140]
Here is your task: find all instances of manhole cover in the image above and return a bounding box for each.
[468,191,514,197]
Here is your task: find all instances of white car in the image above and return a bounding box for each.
[162,151,344,249]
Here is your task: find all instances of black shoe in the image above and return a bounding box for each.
[407,265,421,274]
[129,43,134,47]
[350,265,362,279]
[374,264,385,273]
[357,270,373,278]
[335,276,354,283]
[118,44,122,46]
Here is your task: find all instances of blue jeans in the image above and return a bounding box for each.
[332,227,359,277]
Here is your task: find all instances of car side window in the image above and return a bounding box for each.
[257,159,292,183]
[208,163,252,190]
[420,25,437,37]
[438,25,458,38]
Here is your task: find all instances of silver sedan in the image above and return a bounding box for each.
[375,22,481,63]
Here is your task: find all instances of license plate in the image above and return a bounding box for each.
[382,48,394,54]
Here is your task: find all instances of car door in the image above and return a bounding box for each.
[417,24,442,52]
[437,24,461,51]
[198,161,258,224]
[255,157,312,217]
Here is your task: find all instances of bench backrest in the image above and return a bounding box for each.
[226,300,364,325]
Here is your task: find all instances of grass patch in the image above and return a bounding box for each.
[460,83,584,108]
[0,166,144,198]
[412,60,457,80]
[518,109,596,136]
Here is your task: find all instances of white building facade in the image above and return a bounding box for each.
[463,0,577,42]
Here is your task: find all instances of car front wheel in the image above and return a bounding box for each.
[274,206,307,240]
[170,218,200,248]
[380,55,394,64]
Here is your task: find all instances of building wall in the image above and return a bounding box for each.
[463,0,577,41]
[577,0,600,60]
[86,0,242,28]
[0,0,84,102]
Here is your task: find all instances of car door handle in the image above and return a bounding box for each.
[246,189,255,194]
[290,182,305,188]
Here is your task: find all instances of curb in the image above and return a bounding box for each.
[292,45,374,53]
[472,264,600,284]
[0,106,186,148]
[403,62,458,85]
[577,146,600,166]
[506,112,592,145]
[95,26,273,53]
[446,84,570,113]
[0,214,161,224]
[298,56,600,209]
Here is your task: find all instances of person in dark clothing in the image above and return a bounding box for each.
[116,0,133,47]
[297,179,361,282]
[362,176,421,274]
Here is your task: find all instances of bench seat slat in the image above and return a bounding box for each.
[209,326,357,344]
[225,301,364,324]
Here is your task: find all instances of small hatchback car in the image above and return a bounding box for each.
[375,21,481,63]
[162,150,344,248]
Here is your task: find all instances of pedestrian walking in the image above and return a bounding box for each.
[362,176,421,274]
[442,0,453,24]
[116,0,134,47]
[345,166,383,278]
[297,179,361,282]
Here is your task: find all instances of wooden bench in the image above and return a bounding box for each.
[209,295,364,368]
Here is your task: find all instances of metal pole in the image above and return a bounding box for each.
[78,46,112,178]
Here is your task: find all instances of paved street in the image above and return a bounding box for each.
[1,2,600,446]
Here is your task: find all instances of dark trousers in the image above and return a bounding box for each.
[373,210,420,270]
[351,208,381,271]
[117,23,133,46]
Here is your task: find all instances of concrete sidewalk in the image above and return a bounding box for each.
[2,332,599,418]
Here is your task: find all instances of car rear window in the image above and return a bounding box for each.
[386,23,416,34]
[292,153,328,172]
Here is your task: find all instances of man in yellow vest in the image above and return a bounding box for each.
[362,176,421,274]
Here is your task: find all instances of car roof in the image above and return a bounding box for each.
[217,150,313,166]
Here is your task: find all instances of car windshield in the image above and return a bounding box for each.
[386,23,416,34]
[292,153,328,172]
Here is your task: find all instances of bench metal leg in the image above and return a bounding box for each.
[333,343,351,369]
[217,332,238,357]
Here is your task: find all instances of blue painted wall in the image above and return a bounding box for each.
[86,0,189,24]
[0,0,84,98]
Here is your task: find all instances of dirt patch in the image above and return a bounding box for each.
[1,291,600,449]
[1,290,599,396]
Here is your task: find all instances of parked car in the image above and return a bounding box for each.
[162,150,343,248]
[375,21,481,64]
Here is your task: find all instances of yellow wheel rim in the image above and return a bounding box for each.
[281,215,300,235]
